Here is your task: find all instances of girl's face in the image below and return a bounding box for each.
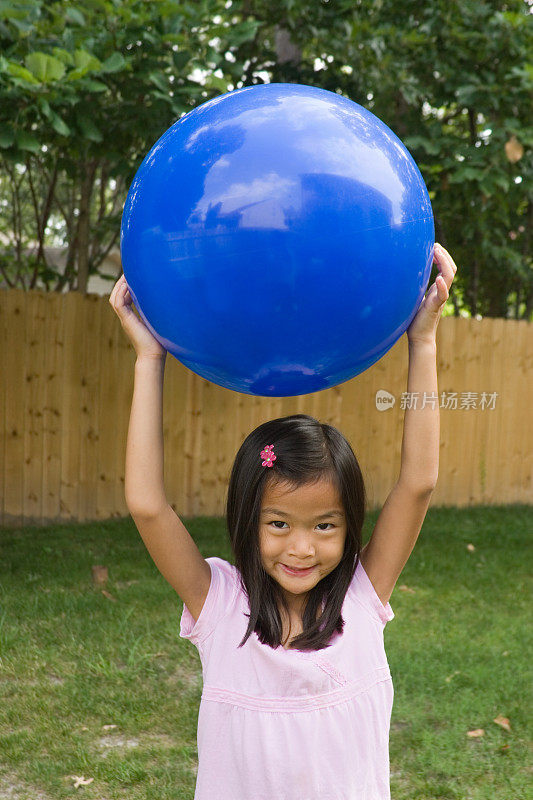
[259,476,347,613]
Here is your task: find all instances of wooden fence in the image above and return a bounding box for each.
[1,289,531,527]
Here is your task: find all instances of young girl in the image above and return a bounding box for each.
[109,244,457,799]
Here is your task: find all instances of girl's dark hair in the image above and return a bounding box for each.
[225,414,366,652]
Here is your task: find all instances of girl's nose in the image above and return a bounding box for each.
[287,531,316,558]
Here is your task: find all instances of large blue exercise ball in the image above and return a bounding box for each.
[120,83,434,397]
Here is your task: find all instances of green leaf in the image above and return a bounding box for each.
[73,49,101,72]
[162,34,183,45]
[0,124,15,148]
[455,84,481,104]
[151,91,173,104]
[101,52,126,73]
[9,17,34,34]
[49,111,70,137]
[172,50,191,71]
[76,113,103,142]
[65,7,86,26]
[499,10,523,27]
[66,67,89,82]
[227,19,260,47]
[16,131,41,152]
[0,1,31,19]
[492,174,511,192]
[25,52,66,83]
[38,98,52,118]
[6,61,39,84]
[507,65,533,90]
[83,79,108,92]
[404,136,442,155]
[449,166,484,183]
[52,48,75,66]
[149,72,169,93]
[203,74,229,92]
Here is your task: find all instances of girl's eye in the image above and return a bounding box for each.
[268,521,334,532]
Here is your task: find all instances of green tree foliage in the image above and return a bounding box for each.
[0,0,233,291]
[0,0,530,319]
[226,0,532,318]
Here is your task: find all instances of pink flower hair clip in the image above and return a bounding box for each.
[260,444,276,468]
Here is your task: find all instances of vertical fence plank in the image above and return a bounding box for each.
[455,319,482,506]
[371,338,407,504]
[259,397,283,446]
[233,390,246,460]
[338,369,376,511]
[432,317,455,507]
[517,321,533,499]
[96,299,120,519]
[279,393,300,420]
[343,338,405,511]
[77,295,100,521]
[482,318,505,504]
[180,367,196,517]
[214,385,249,517]
[60,292,83,521]
[466,320,488,505]
[23,291,46,524]
[188,373,204,516]
[113,324,135,518]
[198,378,217,517]
[42,292,62,521]
[494,320,513,503]
[0,290,6,526]
[219,384,242,519]
[500,320,527,504]
[447,317,469,506]
[2,290,26,526]
[164,359,190,519]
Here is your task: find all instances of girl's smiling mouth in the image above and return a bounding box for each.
[280,564,316,576]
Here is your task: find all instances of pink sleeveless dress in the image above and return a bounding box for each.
[180,556,395,799]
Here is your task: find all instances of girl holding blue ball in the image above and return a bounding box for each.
[109,243,457,799]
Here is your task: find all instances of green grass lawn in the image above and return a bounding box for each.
[0,505,531,799]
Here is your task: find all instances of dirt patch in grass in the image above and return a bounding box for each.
[164,666,202,692]
[94,730,184,758]
[0,772,51,800]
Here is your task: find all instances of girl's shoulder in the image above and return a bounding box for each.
[345,558,395,627]
[205,556,241,594]
[179,556,242,646]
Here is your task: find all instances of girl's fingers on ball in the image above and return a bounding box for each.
[109,275,125,304]
[109,276,131,312]
[435,248,456,286]
[435,244,458,275]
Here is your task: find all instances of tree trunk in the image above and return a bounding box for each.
[394,90,410,138]
[76,159,98,294]
[521,200,532,320]
[274,26,301,65]
[524,288,533,321]
[471,257,479,316]
[435,215,459,316]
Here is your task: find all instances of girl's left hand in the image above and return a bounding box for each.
[407,243,457,345]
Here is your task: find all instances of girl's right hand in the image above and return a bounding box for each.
[109,274,167,360]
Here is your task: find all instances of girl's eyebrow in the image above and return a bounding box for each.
[261,508,344,519]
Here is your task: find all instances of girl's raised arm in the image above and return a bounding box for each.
[109,276,211,622]
[360,244,457,606]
